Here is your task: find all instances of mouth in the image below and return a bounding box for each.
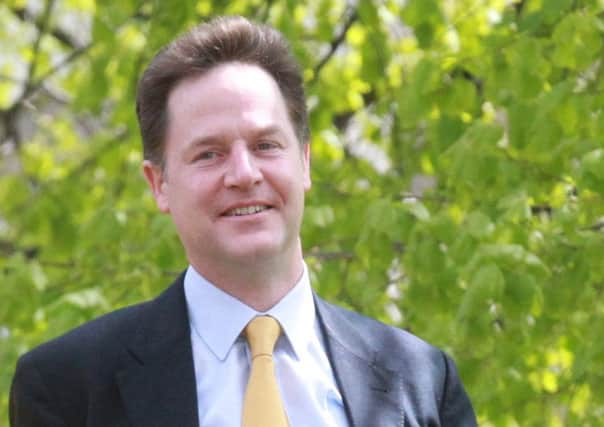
[223,205,271,217]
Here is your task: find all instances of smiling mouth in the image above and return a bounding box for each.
[223,205,271,217]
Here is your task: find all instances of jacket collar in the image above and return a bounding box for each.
[114,274,405,427]
[116,273,199,427]
[315,296,405,427]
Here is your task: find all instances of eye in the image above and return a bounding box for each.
[199,151,218,160]
[193,150,222,165]
[256,140,279,151]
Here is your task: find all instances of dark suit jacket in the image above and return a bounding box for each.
[10,274,477,426]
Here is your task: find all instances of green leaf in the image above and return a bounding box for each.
[552,13,603,70]
[2,1,604,424]
[62,288,110,310]
[578,149,604,194]
[464,211,494,239]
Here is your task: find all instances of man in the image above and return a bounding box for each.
[10,16,477,426]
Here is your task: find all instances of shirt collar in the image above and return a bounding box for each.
[183,263,315,361]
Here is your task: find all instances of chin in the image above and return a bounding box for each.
[224,237,292,261]
[227,244,282,260]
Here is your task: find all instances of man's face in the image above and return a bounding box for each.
[143,63,311,268]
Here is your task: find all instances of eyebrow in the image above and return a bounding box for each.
[184,124,288,152]
[250,124,287,140]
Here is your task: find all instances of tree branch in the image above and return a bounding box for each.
[22,43,92,103]
[5,129,128,222]
[309,7,358,85]
[25,0,56,91]
[0,239,40,259]
[2,0,56,149]
[306,250,355,261]
[10,4,83,49]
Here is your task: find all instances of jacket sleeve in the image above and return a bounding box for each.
[10,355,68,427]
[438,351,478,427]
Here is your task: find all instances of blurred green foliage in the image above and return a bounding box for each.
[1,0,604,425]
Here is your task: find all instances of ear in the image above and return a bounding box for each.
[143,160,170,213]
[302,142,311,191]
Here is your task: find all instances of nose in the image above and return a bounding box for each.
[224,143,262,189]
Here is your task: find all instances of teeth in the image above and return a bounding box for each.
[226,205,268,216]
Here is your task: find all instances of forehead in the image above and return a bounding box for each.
[167,62,288,121]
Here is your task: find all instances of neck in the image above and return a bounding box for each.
[189,247,305,312]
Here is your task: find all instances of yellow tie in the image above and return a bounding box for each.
[242,316,289,427]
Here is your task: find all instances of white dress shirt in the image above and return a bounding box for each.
[183,264,349,427]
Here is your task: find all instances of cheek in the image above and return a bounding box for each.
[176,173,212,197]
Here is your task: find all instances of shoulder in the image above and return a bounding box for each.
[316,296,449,372]
[16,299,150,376]
[316,297,477,425]
[9,299,152,425]
[10,274,188,425]
[14,273,185,377]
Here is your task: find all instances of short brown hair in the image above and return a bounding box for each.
[136,16,309,166]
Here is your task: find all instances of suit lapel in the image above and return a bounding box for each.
[112,277,406,426]
[316,297,405,427]
[116,275,199,427]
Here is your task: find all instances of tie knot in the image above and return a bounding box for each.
[244,316,281,357]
